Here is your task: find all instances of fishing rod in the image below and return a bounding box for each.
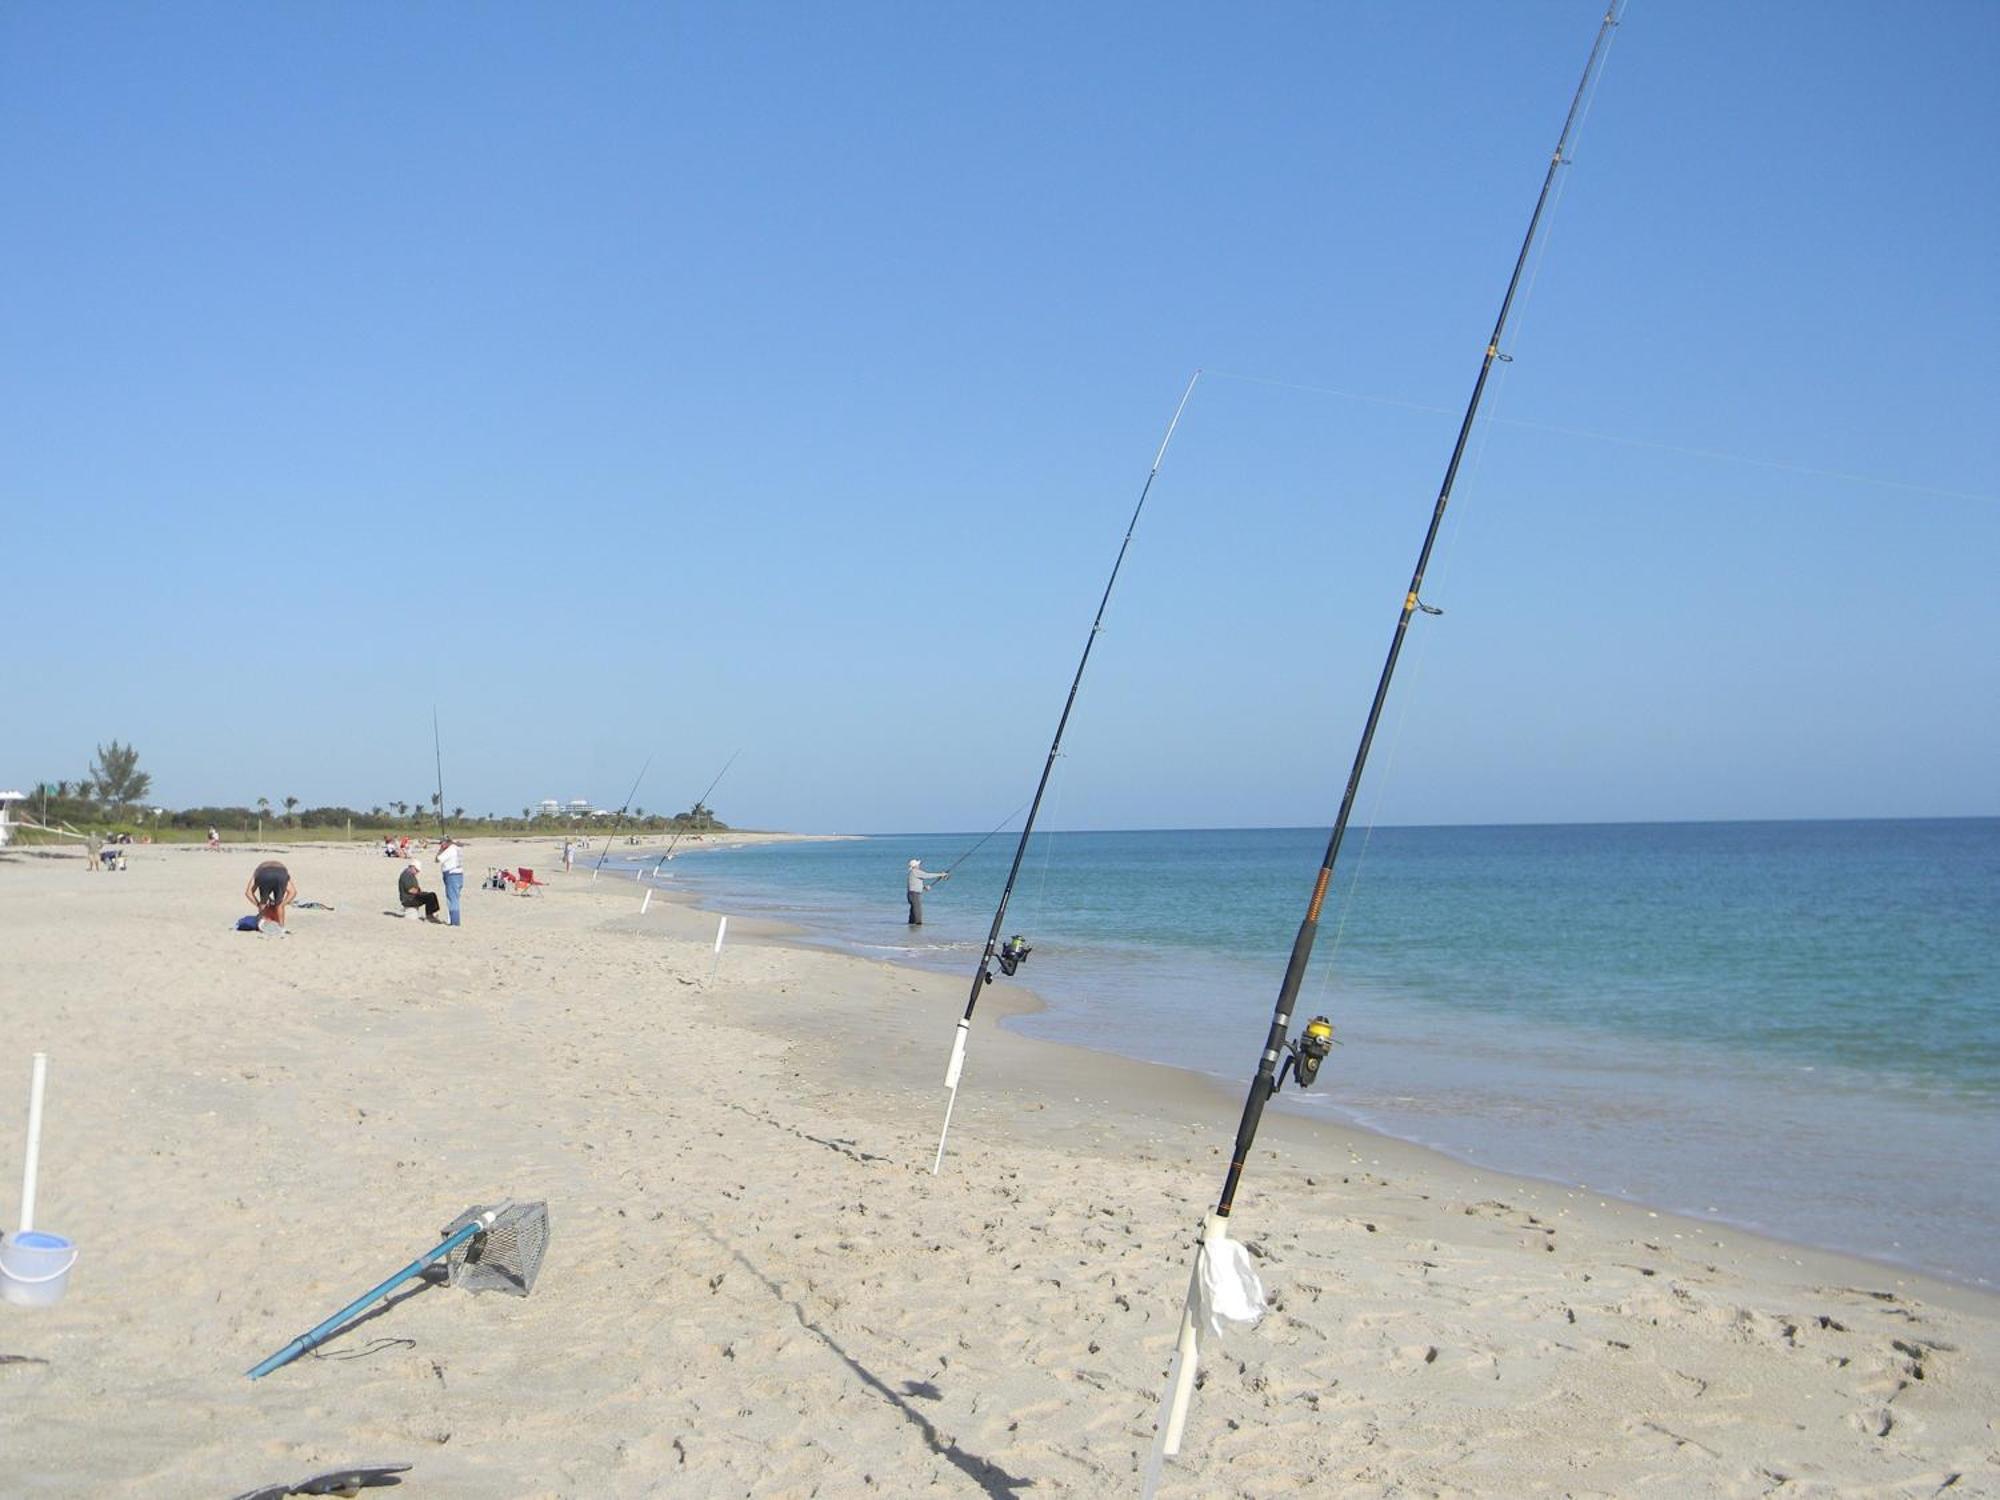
[943,798,1032,876]
[652,748,742,872]
[589,756,653,878]
[930,370,1201,1176]
[431,707,447,839]
[1143,6,1625,1481]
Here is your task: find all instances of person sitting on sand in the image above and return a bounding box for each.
[397,859,443,922]
[245,859,297,929]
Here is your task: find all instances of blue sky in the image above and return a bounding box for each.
[3,2,1993,832]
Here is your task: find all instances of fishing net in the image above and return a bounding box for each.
[439,1201,550,1296]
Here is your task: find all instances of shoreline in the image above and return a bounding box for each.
[2,836,1993,1494]
[611,840,2000,1302]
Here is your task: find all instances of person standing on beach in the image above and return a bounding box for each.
[436,835,465,926]
[245,859,296,930]
[906,858,948,926]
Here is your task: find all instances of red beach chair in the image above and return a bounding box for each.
[515,867,546,894]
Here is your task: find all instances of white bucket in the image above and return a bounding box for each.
[1,1230,77,1307]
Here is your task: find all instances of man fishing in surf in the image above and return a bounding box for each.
[905,858,949,925]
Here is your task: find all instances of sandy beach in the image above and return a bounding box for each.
[0,837,1994,1498]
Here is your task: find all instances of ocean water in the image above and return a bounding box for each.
[608,820,2000,1287]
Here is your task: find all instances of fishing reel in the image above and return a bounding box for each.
[995,935,1033,977]
[1278,1016,1337,1091]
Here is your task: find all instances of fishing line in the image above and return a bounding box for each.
[1023,753,1069,929]
[652,749,742,874]
[1316,17,1619,977]
[1202,29,1993,530]
[930,371,1203,1176]
[589,757,654,876]
[1211,366,1994,506]
[1493,421,1998,506]
[1144,9,1630,1481]
[943,797,1032,875]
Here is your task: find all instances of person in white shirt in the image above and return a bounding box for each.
[436,835,465,927]
[906,858,948,926]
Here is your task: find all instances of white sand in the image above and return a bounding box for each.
[1,838,1994,1497]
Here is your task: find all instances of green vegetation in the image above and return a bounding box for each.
[12,740,732,844]
[89,740,151,813]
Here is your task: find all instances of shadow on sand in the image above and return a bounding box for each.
[695,1221,1033,1497]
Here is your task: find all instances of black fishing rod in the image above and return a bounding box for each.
[930,370,1201,1175]
[1145,6,1624,1475]
[589,756,653,877]
[652,748,742,873]
[431,707,447,839]
[943,797,1032,876]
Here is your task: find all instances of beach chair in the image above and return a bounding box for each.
[514,867,546,894]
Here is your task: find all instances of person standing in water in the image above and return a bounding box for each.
[906,858,949,926]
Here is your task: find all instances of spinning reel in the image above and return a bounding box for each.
[1277,1015,1337,1091]
[994,935,1033,977]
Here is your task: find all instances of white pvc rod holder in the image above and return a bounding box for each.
[20,1052,48,1233]
[707,915,728,985]
[1141,1216,1224,1497]
[931,1021,971,1174]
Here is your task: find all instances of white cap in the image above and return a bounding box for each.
[909,858,920,867]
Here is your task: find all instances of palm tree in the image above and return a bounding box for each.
[256,797,271,818]
[283,796,300,825]
[90,741,151,812]
[391,801,408,819]
[452,806,465,822]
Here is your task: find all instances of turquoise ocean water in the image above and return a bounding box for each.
[606,820,1999,1287]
